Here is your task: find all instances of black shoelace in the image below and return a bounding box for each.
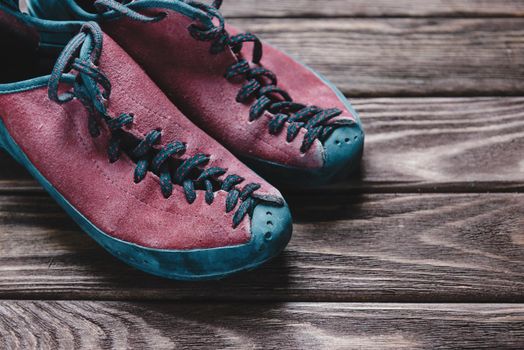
[48,22,266,227]
[93,0,354,153]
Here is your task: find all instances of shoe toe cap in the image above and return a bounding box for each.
[249,201,293,261]
[322,123,365,177]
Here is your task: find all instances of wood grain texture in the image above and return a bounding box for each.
[229,18,524,96]
[1,97,522,191]
[220,0,524,18]
[5,2,523,348]
[1,301,523,349]
[353,97,524,188]
[0,193,522,302]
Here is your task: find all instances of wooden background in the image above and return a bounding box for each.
[2,0,524,348]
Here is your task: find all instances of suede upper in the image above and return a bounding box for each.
[29,0,361,171]
[0,22,284,250]
[102,13,326,169]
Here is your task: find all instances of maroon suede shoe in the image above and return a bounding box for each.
[28,0,365,186]
[0,7,292,280]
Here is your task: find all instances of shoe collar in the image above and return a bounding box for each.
[0,1,84,51]
[0,4,83,93]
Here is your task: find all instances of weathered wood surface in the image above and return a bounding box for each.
[0,193,522,302]
[229,18,524,96]
[5,1,524,348]
[1,301,523,349]
[222,0,524,18]
[1,97,522,192]
[354,97,524,189]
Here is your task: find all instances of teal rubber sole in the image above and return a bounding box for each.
[0,119,292,281]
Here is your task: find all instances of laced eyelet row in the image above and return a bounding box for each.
[185,0,354,152]
[91,0,354,153]
[48,22,263,227]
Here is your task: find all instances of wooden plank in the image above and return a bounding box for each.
[0,193,522,302]
[221,0,524,18]
[1,301,523,349]
[229,18,524,96]
[351,97,524,189]
[1,97,522,191]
